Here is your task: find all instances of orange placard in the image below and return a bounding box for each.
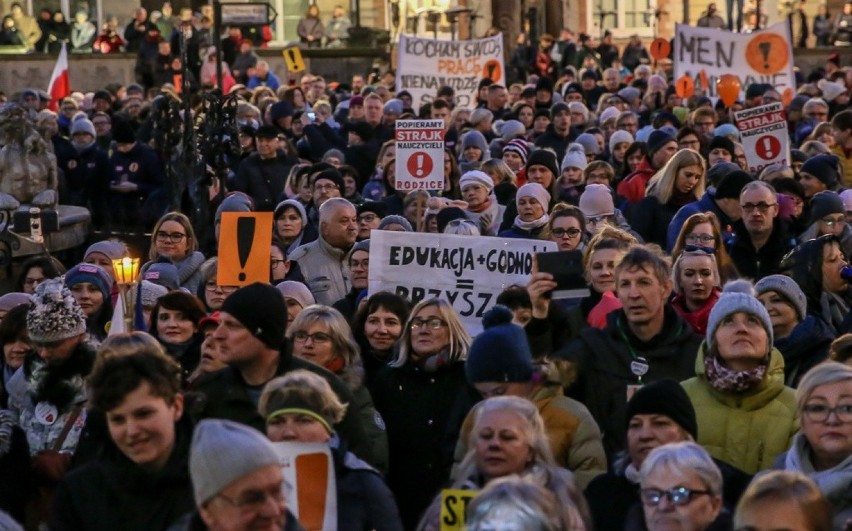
[650,38,671,61]
[782,87,794,107]
[675,75,695,99]
[483,59,502,82]
[217,212,273,286]
[295,453,329,531]
[745,33,789,75]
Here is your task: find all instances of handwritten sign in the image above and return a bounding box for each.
[733,102,790,174]
[396,34,505,109]
[369,231,555,336]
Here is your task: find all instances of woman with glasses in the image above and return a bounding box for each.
[630,149,705,247]
[671,212,738,285]
[14,255,64,295]
[773,362,851,529]
[141,212,206,294]
[734,471,832,531]
[546,203,586,252]
[287,305,388,473]
[798,191,852,258]
[149,291,207,384]
[371,298,478,529]
[196,259,233,313]
[670,249,721,335]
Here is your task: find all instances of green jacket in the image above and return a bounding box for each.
[682,344,799,474]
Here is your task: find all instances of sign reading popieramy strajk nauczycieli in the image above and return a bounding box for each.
[369,231,556,336]
[673,22,795,99]
[396,34,505,109]
[395,120,445,192]
[733,102,790,174]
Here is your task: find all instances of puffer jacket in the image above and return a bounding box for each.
[682,344,798,474]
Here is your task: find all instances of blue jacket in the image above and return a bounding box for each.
[666,191,735,251]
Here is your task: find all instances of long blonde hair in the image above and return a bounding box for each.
[392,298,471,367]
[646,149,705,204]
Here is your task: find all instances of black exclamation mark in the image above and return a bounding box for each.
[236,217,255,282]
[288,49,298,69]
[758,42,771,69]
[486,62,496,80]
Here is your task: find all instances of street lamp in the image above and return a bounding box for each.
[112,257,140,331]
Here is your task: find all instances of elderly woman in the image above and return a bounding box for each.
[141,212,206,294]
[670,249,721,335]
[755,276,835,387]
[774,362,851,528]
[371,298,478,529]
[352,291,411,390]
[418,396,590,530]
[275,280,315,326]
[460,170,504,236]
[287,305,387,473]
[499,183,551,239]
[734,471,832,531]
[259,370,403,530]
[682,282,799,474]
[273,199,317,254]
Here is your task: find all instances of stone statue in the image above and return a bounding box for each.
[0,102,58,210]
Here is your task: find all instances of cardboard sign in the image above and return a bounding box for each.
[368,231,556,336]
[733,102,790,174]
[282,47,306,73]
[440,489,478,531]
[396,34,505,109]
[217,212,273,286]
[273,442,337,531]
[673,22,795,99]
[395,119,445,192]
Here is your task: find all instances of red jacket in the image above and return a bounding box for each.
[616,158,655,205]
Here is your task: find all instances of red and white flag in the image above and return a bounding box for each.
[47,42,70,112]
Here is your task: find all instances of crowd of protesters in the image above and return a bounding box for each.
[1,11,852,530]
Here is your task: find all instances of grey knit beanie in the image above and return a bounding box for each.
[706,280,774,347]
[754,275,807,321]
[378,215,413,232]
[26,278,87,342]
[189,419,281,505]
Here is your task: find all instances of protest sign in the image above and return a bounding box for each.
[218,212,273,286]
[440,489,478,531]
[395,119,445,192]
[673,22,794,99]
[396,34,505,109]
[733,102,790,174]
[273,442,337,531]
[369,231,556,336]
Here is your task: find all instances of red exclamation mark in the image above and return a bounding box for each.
[415,154,424,176]
[763,138,774,158]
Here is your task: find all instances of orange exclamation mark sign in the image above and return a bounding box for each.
[217,212,274,286]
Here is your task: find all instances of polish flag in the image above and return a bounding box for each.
[47,42,70,112]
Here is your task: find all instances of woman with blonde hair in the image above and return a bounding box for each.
[371,298,477,529]
[480,158,517,206]
[734,471,832,531]
[670,248,722,335]
[140,211,206,293]
[630,149,705,247]
[466,476,580,531]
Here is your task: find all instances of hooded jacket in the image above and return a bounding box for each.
[616,158,656,206]
[774,315,834,387]
[682,344,798,474]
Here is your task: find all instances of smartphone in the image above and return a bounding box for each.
[536,250,590,300]
[307,112,316,122]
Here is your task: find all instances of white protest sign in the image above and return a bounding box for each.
[733,102,790,174]
[273,442,337,531]
[396,34,505,110]
[673,22,795,99]
[369,231,556,336]
[395,119,445,192]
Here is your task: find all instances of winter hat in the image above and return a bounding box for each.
[706,280,774,347]
[808,191,844,224]
[465,305,533,384]
[461,130,490,157]
[64,263,112,302]
[313,168,345,191]
[357,201,388,219]
[800,154,841,187]
[26,278,87,343]
[215,192,254,224]
[840,190,852,212]
[436,207,468,233]
[625,379,698,440]
[788,94,810,113]
[579,183,615,218]
[222,282,287,348]
[561,144,588,172]
[498,120,526,141]
[526,149,559,180]
[269,100,294,121]
[70,118,96,137]
[378,215,413,232]
[599,106,620,125]
[575,133,600,155]
[112,119,136,144]
[459,170,494,192]
[502,139,529,166]
[647,130,675,156]
[754,275,808,321]
[84,240,127,261]
[745,83,769,100]
[470,108,493,127]
[550,101,570,120]
[0,292,32,313]
[143,263,181,291]
[190,419,281,505]
[609,130,634,154]
[635,125,654,143]
[383,98,404,116]
[276,280,315,309]
[818,79,846,103]
[617,86,641,104]
[714,170,753,199]
[140,280,169,308]
[516,182,550,209]
[274,199,307,226]
[708,136,735,158]
[713,123,740,140]
[255,125,278,139]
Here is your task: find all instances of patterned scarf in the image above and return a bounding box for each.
[415,349,452,373]
[703,352,767,393]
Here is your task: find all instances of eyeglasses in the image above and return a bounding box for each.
[822,216,846,227]
[685,233,715,244]
[586,215,612,225]
[640,487,712,507]
[216,486,284,511]
[205,282,238,293]
[292,331,332,343]
[740,202,776,213]
[802,403,852,423]
[551,227,582,238]
[155,231,187,243]
[358,213,378,223]
[410,317,446,330]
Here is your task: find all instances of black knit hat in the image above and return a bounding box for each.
[357,201,388,218]
[313,168,344,192]
[221,283,286,348]
[809,191,844,224]
[647,130,675,157]
[708,136,735,158]
[436,207,467,233]
[625,379,698,440]
[466,306,533,384]
[801,154,841,187]
[112,119,136,144]
[525,149,559,180]
[714,170,754,200]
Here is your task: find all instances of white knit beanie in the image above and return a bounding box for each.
[516,182,551,209]
[609,130,635,155]
[459,170,495,192]
[578,183,615,218]
[561,143,588,172]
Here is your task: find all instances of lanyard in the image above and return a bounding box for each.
[616,316,650,384]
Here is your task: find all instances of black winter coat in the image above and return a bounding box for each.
[775,314,834,387]
[728,220,796,281]
[233,151,297,212]
[332,444,404,531]
[0,411,29,524]
[58,143,112,226]
[629,195,681,248]
[533,124,575,162]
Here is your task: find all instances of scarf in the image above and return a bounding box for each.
[513,213,550,231]
[820,291,850,334]
[28,343,94,409]
[703,352,767,393]
[414,349,452,373]
[784,433,852,524]
[324,356,346,374]
[72,138,95,153]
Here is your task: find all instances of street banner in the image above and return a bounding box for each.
[273,442,337,531]
[440,489,478,531]
[368,231,555,336]
[733,102,790,174]
[673,22,795,99]
[396,33,505,109]
[395,119,445,192]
